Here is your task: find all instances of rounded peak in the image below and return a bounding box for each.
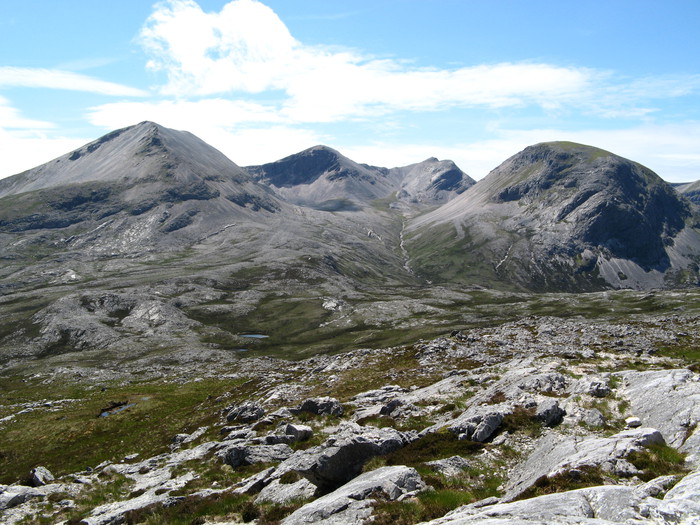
[522,141,616,162]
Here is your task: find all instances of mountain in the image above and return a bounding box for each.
[393,157,475,205]
[0,121,282,257]
[675,179,700,206]
[2,127,700,370]
[245,145,397,211]
[406,141,700,291]
[246,146,474,210]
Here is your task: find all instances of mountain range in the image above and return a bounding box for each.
[1,121,700,368]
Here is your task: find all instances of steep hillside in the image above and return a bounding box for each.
[407,141,700,291]
[393,157,475,205]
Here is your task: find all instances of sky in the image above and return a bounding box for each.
[1,0,700,182]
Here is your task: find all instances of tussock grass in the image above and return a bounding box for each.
[0,376,253,484]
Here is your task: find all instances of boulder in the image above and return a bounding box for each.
[618,369,700,463]
[225,401,265,423]
[30,466,55,487]
[645,468,700,521]
[0,485,44,511]
[285,423,313,442]
[571,376,611,398]
[535,399,565,427]
[448,405,508,442]
[421,478,679,524]
[503,427,665,500]
[582,408,606,428]
[426,455,470,477]
[255,477,317,505]
[281,466,425,525]
[221,444,294,469]
[351,385,406,405]
[293,397,344,417]
[276,423,416,491]
[379,398,404,416]
[625,416,642,428]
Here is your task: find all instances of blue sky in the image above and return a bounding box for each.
[1,0,700,181]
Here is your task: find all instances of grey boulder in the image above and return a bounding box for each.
[255,477,318,505]
[504,427,665,500]
[30,466,55,487]
[221,443,294,468]
[225,401,265,423]
[420,476,679,524]
[293,397,344,417]
[277,423,416,491]
[535,399,565,427]
[282,465,425,525]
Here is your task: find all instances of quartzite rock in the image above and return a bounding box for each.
[293,397,344,417]
[504,427,665,500]
[276,423,416,491]
[29,466,54,487]
[226,401,265,423]
[281,466,425,525]
[535,399,565,427]
[221,443,294,469]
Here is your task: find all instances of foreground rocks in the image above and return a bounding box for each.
[3,314,700,524]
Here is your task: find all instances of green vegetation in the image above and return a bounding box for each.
[501,406,543,438]
[404,223,505,287]
[628,442,689,481]
[366,432,505,524]
[0,376,255,484]
[307,346,441,401]
[117,492,306,525]
[516,466,611,500]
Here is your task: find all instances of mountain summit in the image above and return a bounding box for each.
[407,141,700,290]
[0,122,281,257]
[246,146,474,210]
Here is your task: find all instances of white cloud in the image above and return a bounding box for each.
[141,0,297,95]
[0,95,55,129]
[0,67,148,97]
[0,97,89,178]
[139,0,601,122]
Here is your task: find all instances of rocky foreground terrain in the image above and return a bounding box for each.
[2,309,700,524]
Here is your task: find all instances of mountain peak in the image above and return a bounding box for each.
[0,121,249,198]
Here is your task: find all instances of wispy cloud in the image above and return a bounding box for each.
[88,98,283,129]
[0,97,87,176]
[0,95,55,129]
[0,67,148,97]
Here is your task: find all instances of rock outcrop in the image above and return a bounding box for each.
[281,466,425,525]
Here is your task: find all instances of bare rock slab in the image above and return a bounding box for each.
[282,465,425,525]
